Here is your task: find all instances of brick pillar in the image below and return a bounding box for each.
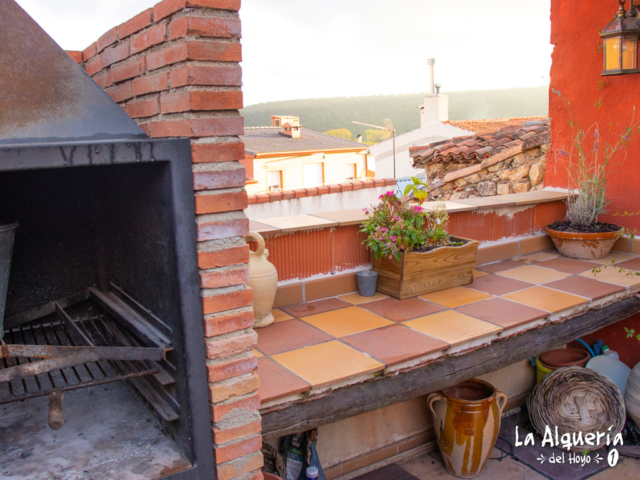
[79,2,262,479]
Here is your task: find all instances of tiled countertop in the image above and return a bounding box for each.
[248,189,572,235]
[256,249,640,409]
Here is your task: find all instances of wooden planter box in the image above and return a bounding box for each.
[372,236,479,299]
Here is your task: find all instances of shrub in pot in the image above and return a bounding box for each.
[360,185,478,299]
[546,91,639,259]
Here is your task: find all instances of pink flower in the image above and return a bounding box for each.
[390,236,397,242]
[380,227,388,232]
[413,206,423,212]
[363,208,369,214]
[393,216,400,221]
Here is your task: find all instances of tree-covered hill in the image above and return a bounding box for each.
[241,86,549,136]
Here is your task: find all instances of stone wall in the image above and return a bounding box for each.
[428,143,548,201]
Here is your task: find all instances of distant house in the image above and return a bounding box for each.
[242,116,368,194]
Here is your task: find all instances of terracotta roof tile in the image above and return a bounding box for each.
[410,118,550,167]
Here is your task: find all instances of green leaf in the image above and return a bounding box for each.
[403,184,413,196]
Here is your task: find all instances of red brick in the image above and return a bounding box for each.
[352,181,364,190]
[247,195,257,205]
[131,23,167,55]
[118,8,153,39]
[106,81,133,103]
[132,72,169,96]
[196,191,248,214]
[204,310,254,337]
[93,71,107,88]
[214,436,262,463]
[209,373,259,404]
[339,182,354,192]
[281,191,295,200]
[188,40,242,62]
[66,51,83,63]
[193,168,245,190]
[170,16,241,40]
[146,42,189,71]
[200,266,249,289]
[202,286,252,315]
[139,122,151,136]
[198,245,249,269]
[108,59,144,84]
[216,452,264,480]
[255,194,270,204]
[206,330,256,358]
[251,471,264,480]
[198,218,249,242]
[207,355,257,383]
[362,180,375,188]
[293,189,306,199]
[374,179,385,187]
[212,420,261,444]
[211,395,260,423]
[306,187,319,196]
[102,41,130,67]
[191,142,244,163]
[85,55,104,76]
[83,42,97,62]
[149,116,244,138]
[161,90,242,113]
[328,184,341,193]
[97,27,117,52]
[125,97,160,118]
[170,64,242,87]
[155,0,241,21]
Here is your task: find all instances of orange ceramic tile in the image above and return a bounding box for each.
[302,306,394,337]
[420,287,493,308]
[404,310,502,346]
[249,220,280,235]
[589,252,636,265]
[271,340,384,387]
[579,267,640,288]
[503,286,588,313]
[282,297,350,318]
[273,283,304,308]
[457,297,548,329]
[612,236,631,253]
[360,297,447,322]
[260,215,337,232]
[305,272,358,301]
[257,357,311,403]
[473,269,489,278]
[519,235,555,255]
[253,349,264,358]
[512,252,558,264]
[339,291,389,305]
[476,242,519,265]
[272,309,293,323]
[309,209,368,226]
[257,319,333,355]
[477,260,523,273]
[535,257,599,274]
[523,189,571,201]
[342,324,448,366]
[496,265,571,284]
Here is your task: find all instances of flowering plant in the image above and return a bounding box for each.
[360,191,454,261]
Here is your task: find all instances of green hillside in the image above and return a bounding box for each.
[241,86,549,136]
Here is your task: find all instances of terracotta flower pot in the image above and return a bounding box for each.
[539,348,591,369]
[545,226,622,260]
[427,379,507,479]
[244,231,278,328]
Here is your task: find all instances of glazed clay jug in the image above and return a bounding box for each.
[427,379,507,479]
[625,361,640,427]
[244,231,278,328]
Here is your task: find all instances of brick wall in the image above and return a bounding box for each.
[78,2,262,479]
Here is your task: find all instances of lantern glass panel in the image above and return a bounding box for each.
[605,37,622,71]
[623,36,638,69]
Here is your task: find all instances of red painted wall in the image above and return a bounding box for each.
[547,1,640,232]
[549,1,640,368]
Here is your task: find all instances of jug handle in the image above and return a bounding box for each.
[427,393,443,418]
[496,391,508,414]
[244,231,266,257]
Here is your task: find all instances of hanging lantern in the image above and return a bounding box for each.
[601,0,640,75]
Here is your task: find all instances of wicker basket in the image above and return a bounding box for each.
[527,366,626,452]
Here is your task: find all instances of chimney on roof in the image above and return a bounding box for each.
[281,118,301,139]
[357,134,363,143]
[419,58,449,127]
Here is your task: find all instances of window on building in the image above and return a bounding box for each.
[345,163,357,180]
[274,119,281,127]
[303,163,324,188]
[268,171,283,191]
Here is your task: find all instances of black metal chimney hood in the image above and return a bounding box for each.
[0,0,146,145]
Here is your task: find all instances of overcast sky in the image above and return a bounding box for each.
[17,0,552,106]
